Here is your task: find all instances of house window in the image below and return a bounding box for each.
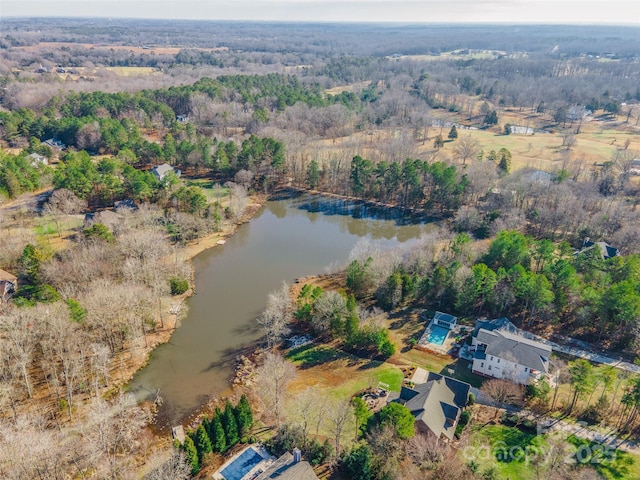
[524,367,528,372]
[481,362,484,368]
[490,356,494,361]
[497,358,500,364]
[488,365,492,371]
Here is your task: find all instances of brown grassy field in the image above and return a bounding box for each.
[307,105,639,176]
[14,42,228,55]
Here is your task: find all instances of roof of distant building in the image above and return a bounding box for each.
[581,239,620,260]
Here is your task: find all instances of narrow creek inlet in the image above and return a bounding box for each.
[128,192,435,428]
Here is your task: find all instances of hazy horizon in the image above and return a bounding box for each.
[3,1,639,26]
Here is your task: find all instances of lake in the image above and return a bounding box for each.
[128,192,434,428]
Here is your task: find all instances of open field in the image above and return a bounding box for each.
[13,42,228,55]
[104,66,158,76]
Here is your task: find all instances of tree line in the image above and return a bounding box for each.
[180,395,253,475]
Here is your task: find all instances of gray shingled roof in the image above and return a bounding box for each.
[394,372,470,440]
[151,163,180,180]
[473,317,517,337]
[254,452,319,480]
[478,328,551,373]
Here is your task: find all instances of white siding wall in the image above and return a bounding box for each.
[472,354,540,385]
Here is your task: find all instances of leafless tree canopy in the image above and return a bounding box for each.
[255,352,297,427]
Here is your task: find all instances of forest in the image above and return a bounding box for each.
[0,17,639,480]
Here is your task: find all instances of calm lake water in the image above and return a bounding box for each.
[128,192,434,428]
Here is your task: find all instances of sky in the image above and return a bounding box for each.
[1,0,639,25]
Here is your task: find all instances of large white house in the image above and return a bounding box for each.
[470,318,551,385]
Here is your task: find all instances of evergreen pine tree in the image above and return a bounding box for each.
[222,401,240,446]
[234,395,254,438]
[448,125,458,139]
[195,424,212,461]
[182,435,200,475]
[211,415,227,453]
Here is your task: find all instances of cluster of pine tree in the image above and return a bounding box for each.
[180,395,253,475]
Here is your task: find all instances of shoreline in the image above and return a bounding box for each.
[112,195,268,409]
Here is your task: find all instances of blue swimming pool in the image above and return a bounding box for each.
[428,324,450,346]
[221,447,263,480]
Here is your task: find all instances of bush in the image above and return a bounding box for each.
[170,276,189,295]
[306,438,333,466]
[66,298,86,323]
[467,392,475,406]
[83,223,115,243]
[455,410,471,438]
[267,424,305,457]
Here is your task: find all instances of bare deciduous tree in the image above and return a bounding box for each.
[327,398,353,457]
[257,282,292,347]
[480,378,524,418]
[453,134,480,165]
[255,352,296,427]
[143,450,191,480]
[227,183,248,222]
[82,391,150,479]
[406,432,446,469]
[312,290,347,332]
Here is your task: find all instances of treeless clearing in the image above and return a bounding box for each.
[13,41,228,55]
[104,66,158,76]
[325,81,369,95]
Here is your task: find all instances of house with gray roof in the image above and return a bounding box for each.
[83,210,124,233]
[151,163,181,181]
[389,372,470,442]
[255,449,319,480]
[578,238,620,260]
[470,318,551,385]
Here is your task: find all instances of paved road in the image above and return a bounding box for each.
[541,338,640,375]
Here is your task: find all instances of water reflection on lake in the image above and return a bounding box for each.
[128,192,437,428]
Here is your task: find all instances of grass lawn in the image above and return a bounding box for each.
[185,179,230,205]
[401,347,484,387]
[34,215,84,250]
[465,423,640,480]
[286,344,403,400]
[466,424,545,480]
[568,436,640,480]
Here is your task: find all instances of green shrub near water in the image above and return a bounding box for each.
[170,276,189,295]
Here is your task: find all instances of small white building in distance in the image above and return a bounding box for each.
[28,153,48,166]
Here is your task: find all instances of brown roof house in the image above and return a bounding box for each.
[0,269,18,303]
[389,372,470,442]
